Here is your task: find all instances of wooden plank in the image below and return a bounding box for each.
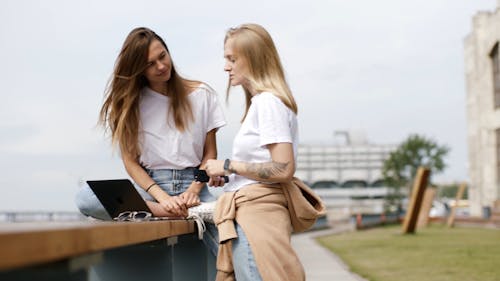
[402,167,430,234]
[417,188,436,228]
[0,220,194,271]
[447,182,467,227]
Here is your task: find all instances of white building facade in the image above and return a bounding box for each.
[295,131,397,185]
[465,2,500,216]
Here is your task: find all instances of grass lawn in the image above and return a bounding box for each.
[317,224,500,281]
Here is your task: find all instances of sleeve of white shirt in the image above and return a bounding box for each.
[256,93,293,147]
[206,88,227,132]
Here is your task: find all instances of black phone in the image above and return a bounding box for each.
[194,169,229,183]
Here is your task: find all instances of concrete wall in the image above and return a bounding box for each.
[465,5,500,216]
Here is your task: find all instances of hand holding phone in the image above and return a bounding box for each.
[194,169,229,183]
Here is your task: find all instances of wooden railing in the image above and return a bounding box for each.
[0,220,215,281]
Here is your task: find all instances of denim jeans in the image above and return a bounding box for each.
[232,222,263,281]
[75,167,219,257]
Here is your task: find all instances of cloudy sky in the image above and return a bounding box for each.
[0,0,496,211]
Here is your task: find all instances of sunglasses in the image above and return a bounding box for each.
[113,211,152,222]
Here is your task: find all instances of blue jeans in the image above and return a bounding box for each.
[75,167,219,257]
[232,222,263,281]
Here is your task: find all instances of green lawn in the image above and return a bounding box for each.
[317,225,500,281]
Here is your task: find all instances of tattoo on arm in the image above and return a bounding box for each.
[228,165,237,175]
[245,161,290,179]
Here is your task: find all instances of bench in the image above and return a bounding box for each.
[0,220,215,281]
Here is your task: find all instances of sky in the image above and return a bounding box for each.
[0,0,497,211]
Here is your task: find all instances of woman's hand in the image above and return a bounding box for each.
[208,176,226,187]
[179,191,201,208]
[159,196,187,217]
[205,159,225,177]
[205,160,227,187]
[145,201,185,218]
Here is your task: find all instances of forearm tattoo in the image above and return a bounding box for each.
[245,161,290,179]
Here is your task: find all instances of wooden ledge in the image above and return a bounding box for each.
[0,220,195,271]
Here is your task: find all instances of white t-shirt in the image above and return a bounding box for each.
[223,92,298,192]
[138,85,226,169]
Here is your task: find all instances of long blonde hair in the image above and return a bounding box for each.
[224,23,298,120]
[100,27,196,158]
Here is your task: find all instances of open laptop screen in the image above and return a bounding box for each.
[87,179,151,219]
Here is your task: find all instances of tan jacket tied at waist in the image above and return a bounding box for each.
[214,178,325,281]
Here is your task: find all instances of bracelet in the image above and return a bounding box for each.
[146,182,157,192]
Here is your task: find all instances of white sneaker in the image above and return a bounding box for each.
[187,201,216,240]
[188,201,216,223]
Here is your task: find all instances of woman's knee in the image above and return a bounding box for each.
[74,185,111,220]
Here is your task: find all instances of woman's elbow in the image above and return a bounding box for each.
[277,166,295,182]
[281,173,294,183]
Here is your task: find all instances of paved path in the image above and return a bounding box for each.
[292,226,367,281]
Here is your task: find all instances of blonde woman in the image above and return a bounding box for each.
[76,27,225,257]
[205,24,305,281]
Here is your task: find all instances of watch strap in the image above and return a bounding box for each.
[223,159,231,173]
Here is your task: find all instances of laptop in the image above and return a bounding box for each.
[86,179,182,220]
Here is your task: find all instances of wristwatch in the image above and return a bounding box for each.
[223,159,231,176]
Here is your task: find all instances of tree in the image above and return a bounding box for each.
[382,134,449,212]
[437,183,468,199]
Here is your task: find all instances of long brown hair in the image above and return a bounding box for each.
[224,23,298,121]
[100,27,196,158]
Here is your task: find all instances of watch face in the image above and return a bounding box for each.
[224,159,230,171]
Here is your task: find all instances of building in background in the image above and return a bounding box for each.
[465,1,500,217]
[296,130,397,186]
